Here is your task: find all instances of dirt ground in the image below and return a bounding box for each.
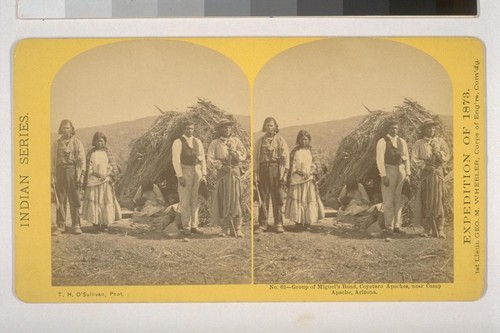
[254,215,453,285]
[52,206,452,287]
[51,214,251,286]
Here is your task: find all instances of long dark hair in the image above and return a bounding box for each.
[58,119,75,135]
[295,130,312,146]
[92,131,107,148]
[261,117,279,133]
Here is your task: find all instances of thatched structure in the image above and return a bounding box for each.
[319,99,453,224]
[116,98,250,225]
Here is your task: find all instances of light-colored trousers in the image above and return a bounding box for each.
[381,164,406,230]
[178,164,202,229]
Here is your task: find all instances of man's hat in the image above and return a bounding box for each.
[419,119,439,130]
[215,118,235,129]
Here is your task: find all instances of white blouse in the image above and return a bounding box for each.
[87,150,110,186]
[290,149,315,185]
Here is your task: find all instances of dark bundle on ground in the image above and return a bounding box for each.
[116,98,251,225]
[319,99,453,224]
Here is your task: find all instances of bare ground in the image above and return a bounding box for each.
[254,217,453,284]
[52,217,251,286]
[52,209,452,286]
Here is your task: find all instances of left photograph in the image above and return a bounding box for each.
[50,40,251,286]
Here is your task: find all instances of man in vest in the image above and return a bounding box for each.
[376,120,410,235]
[172,120,207,235]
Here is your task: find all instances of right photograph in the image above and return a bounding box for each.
[253,38,453,284]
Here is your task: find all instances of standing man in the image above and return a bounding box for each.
[51,119,86,235]
[172,120,207,235]
[254,117,289,234]
[411,119,450,238]
[376,120,410,234]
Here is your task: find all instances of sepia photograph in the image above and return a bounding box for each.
[49,40,251,286]
[3,0,496,328]
[3,0,495,326]
[253,38,454,284]
[14,37,484,302]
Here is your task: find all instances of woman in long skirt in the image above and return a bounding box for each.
[82,131,121,233]
[284,130,325,231]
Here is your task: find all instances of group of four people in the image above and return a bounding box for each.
[52,118,248,238]
[254,117,450,238]
[52,116,449,239]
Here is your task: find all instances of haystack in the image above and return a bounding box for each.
[116,98,250,225]
[319,99,453,224]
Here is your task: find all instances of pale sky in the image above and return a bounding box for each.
[254,38,452,129]
[51,40,250,132]
[51,39,452,133]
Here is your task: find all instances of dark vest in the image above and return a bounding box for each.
[180,136,199,166]
[384,136,404,166]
